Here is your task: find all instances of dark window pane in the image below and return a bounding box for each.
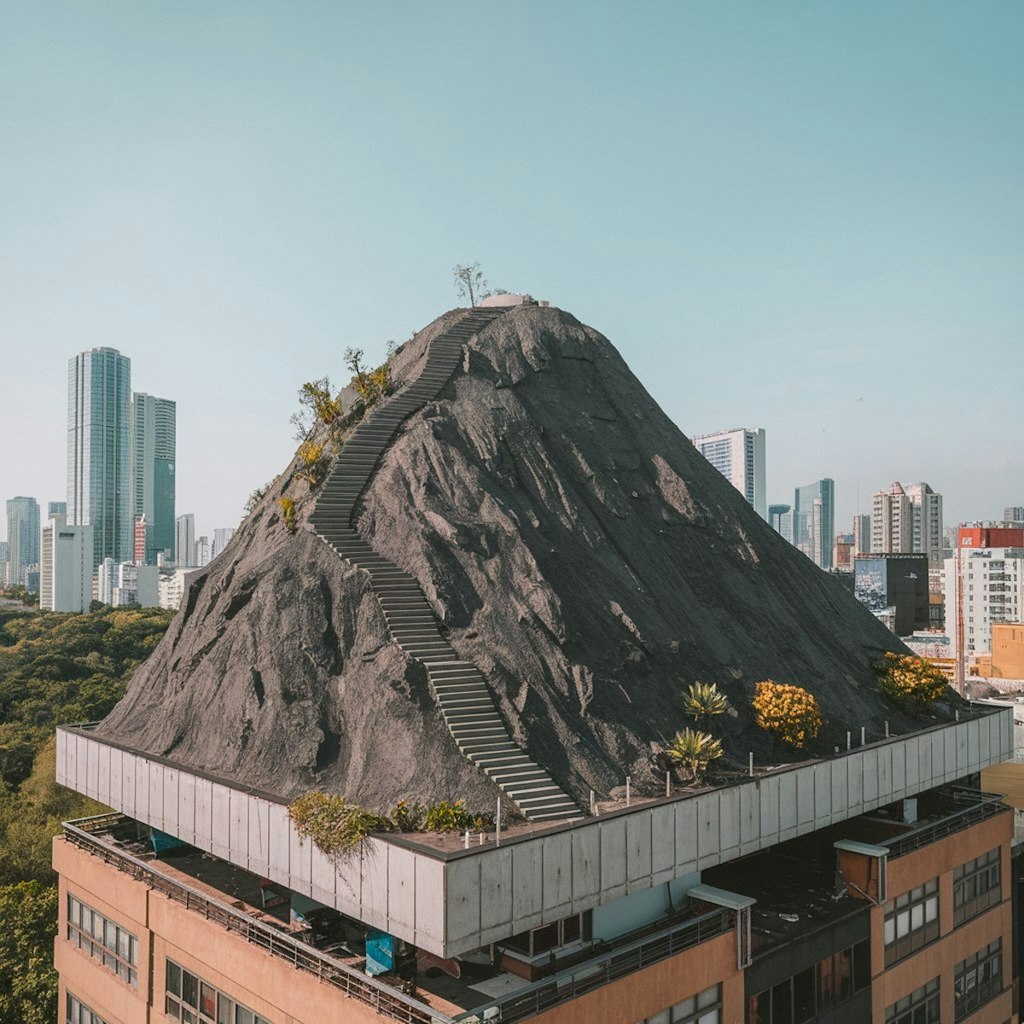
[750,991,770,1024]
[772,979,793,1024]
[853,940,870,992]
[793,968,815,1022]
[183,971,199,1007]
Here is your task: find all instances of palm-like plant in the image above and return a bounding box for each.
[667,728,723,786]
[682,681,732,728]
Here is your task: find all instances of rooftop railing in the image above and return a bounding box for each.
[63,816,452,1024]
[453,907,732,1024]
[884,790,1009,859]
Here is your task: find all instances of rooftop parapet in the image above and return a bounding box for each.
[55,708,1013,959]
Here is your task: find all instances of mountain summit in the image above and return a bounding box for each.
[98,303,917,810]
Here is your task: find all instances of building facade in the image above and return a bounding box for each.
[872,482,944,564]
[40,515,94,612]
[794,478,835,570]
[692,427,767,519]
[68,348,134,571]
[53,712,1016,1024]
[1003,507,1024,524]
[854,513,872,557]
[945,546,1024,663]
[175,514,196,568]
[131,392,176,564]
[211,527,236,560]
[5,495,40,588]
[854,553,931,636]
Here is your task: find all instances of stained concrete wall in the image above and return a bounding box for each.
[57,711,1013,958]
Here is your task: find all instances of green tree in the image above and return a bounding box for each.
[0,880,59,1024]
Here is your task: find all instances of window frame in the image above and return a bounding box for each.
[883,878,940,966]
[954,939,1003,1021]
[66,893,138,987]
[953,848,1002,927]
[164,959,273,1024]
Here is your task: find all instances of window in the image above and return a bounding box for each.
[66,993,106,1024]
[165,960,273,1024]
[748,941,869,1023]
[884,878,939,965]
[955,940,1002,1020]
[954,848,1001,926]
[504,911,592,957]
[640,983,721,1024]
[885,978,940,1024]
[66,894,137,986]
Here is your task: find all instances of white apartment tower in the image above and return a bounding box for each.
[40,513,94,612]
[691,427,766,519]
[945,547,1024,662]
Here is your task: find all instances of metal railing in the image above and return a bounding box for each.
[884,792,1009,859]
[453,908,732,1023]
[62,817,453,1024]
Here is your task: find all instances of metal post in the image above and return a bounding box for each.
[749,752,754,777]
[590,789,595,815]
[496,797,501,845]
[846,731,851,750]
[464,829,469,849]
[885,720,890,738]
[665,771,671,797]
[861,726,866,746]
[626,776,631,806]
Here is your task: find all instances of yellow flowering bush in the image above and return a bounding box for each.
[297,439,328,487]
[278,497,297,534]
[876,652,947,708]
[752,680,821,749]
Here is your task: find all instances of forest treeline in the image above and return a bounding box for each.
[0,606,173,1024]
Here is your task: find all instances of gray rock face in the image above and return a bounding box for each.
[98,305,918,808]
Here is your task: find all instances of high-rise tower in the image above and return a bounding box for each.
[691,427,767,518]
[67,348,133,570]
[4,496,40,587]
[131,392,177,564]
[793,478,835,570]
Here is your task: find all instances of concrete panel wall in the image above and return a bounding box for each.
[57,711,1013,958]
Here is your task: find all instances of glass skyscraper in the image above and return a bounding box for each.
[5,495,40,587]
[67,347,133,570]
[793,478,835,570]
[132,392,177,564]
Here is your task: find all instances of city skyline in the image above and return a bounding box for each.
[1,4,1022,537]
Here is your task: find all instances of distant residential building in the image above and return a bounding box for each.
[41,513,93,612]
[793,478,834,570]
[834,533,854,572]
[945,545,1024,663]
[97,558,160,607]
[48,501,67,518]
[872,481,943,563]
[0,541,8,587]
[68,347,133,570]
[1005,506,1024,523]
[134,514,147,562]
[5,496,40,587]
[852,514,871,557]
[211,527,236,560]
[158,566,198,610]
[768,504,792,544]
[855,553,930,636]
[195,536,211,568]
[175,514,196,567]
[131,392,176,564]
[691,427,766,518]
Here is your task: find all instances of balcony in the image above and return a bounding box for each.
[62,814,733,1024]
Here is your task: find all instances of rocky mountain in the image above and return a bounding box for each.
[97,303,924,810]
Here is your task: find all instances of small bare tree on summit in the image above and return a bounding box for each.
[453,262,487,306]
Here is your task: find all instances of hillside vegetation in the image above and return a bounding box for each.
[0,606,173,1023]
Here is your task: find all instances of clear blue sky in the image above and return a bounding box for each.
[2,2,1022,539]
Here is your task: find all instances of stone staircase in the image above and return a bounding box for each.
[309,307,581,823]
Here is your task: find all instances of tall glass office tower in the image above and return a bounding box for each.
[67,348,133,571]
[5,496,40,587]
[132,393,177,563]
[793,478,835,570]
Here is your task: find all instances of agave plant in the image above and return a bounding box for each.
[667,728,724,786]
[682,681,732,728]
